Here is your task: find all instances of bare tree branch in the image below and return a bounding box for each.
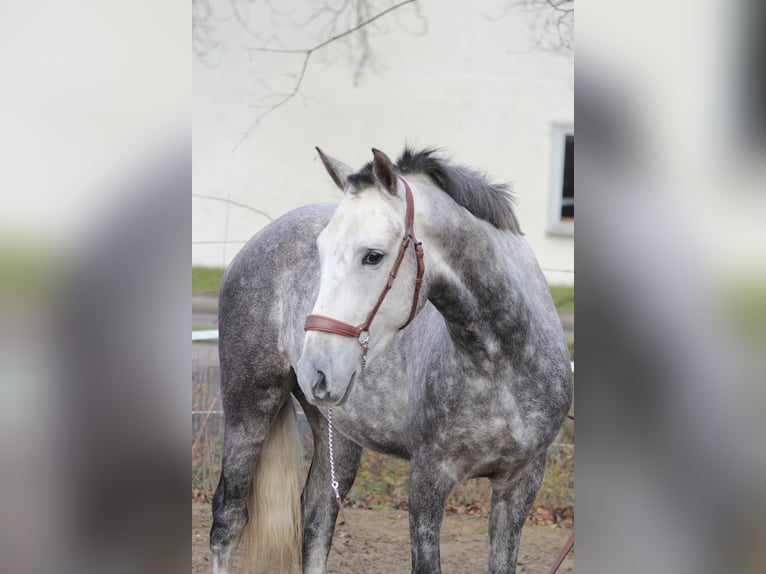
[193,0,219,62]
[193,1,424,150]
[229,0,261,39]
[232,53,313,152]
[192,193,274,221]
[232,0,417,151]
[487,0,573,55]
[248,0,415,56]
[544,0,573,14]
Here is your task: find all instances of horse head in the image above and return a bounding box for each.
[296,147,425,406]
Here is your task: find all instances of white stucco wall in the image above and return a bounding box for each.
[193,0,574,284]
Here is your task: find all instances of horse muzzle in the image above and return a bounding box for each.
[296,356,356,406]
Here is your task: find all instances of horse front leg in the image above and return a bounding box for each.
[298,398,363,574]
[487,452,548,574]
[407,457,458,574]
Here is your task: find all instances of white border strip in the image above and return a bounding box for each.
[193,329,219,341]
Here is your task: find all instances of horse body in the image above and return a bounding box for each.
[210,149,572,574]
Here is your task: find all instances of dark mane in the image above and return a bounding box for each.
[347,147,522,234]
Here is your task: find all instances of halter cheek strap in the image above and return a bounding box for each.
[304,177,425,346]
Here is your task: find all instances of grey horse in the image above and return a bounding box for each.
[210,147,572,574]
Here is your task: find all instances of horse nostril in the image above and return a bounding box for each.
[312,370,327,397]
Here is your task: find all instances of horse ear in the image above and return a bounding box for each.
[316,147,354,191]
[371,148,397,195]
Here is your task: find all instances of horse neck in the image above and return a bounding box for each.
[415,181,535,366]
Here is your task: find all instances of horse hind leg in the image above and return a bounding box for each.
[487,452,548,574]
[297,395,363,574]
[210,421,262,574]
[210,383,302,574]
[210,422,261,574]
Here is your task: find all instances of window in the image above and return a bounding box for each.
[548,124,574,235]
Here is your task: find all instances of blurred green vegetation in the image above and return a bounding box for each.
[0,245,59,299]
[345,444,574,518]
[724,280,766,339]
[549,285,574,312]
[192,266,225,293]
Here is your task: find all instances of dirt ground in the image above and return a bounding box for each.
[192,502,573,573]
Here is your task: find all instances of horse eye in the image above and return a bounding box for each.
[362,250,384,265]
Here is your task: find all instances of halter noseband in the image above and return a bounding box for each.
[304,177,425,358]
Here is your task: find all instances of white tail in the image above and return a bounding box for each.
[243,399,302,574]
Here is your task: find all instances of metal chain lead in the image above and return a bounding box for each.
[326,407,370,574]
[327,407,340,498]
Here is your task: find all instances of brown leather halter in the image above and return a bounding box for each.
[304,177,425,360]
